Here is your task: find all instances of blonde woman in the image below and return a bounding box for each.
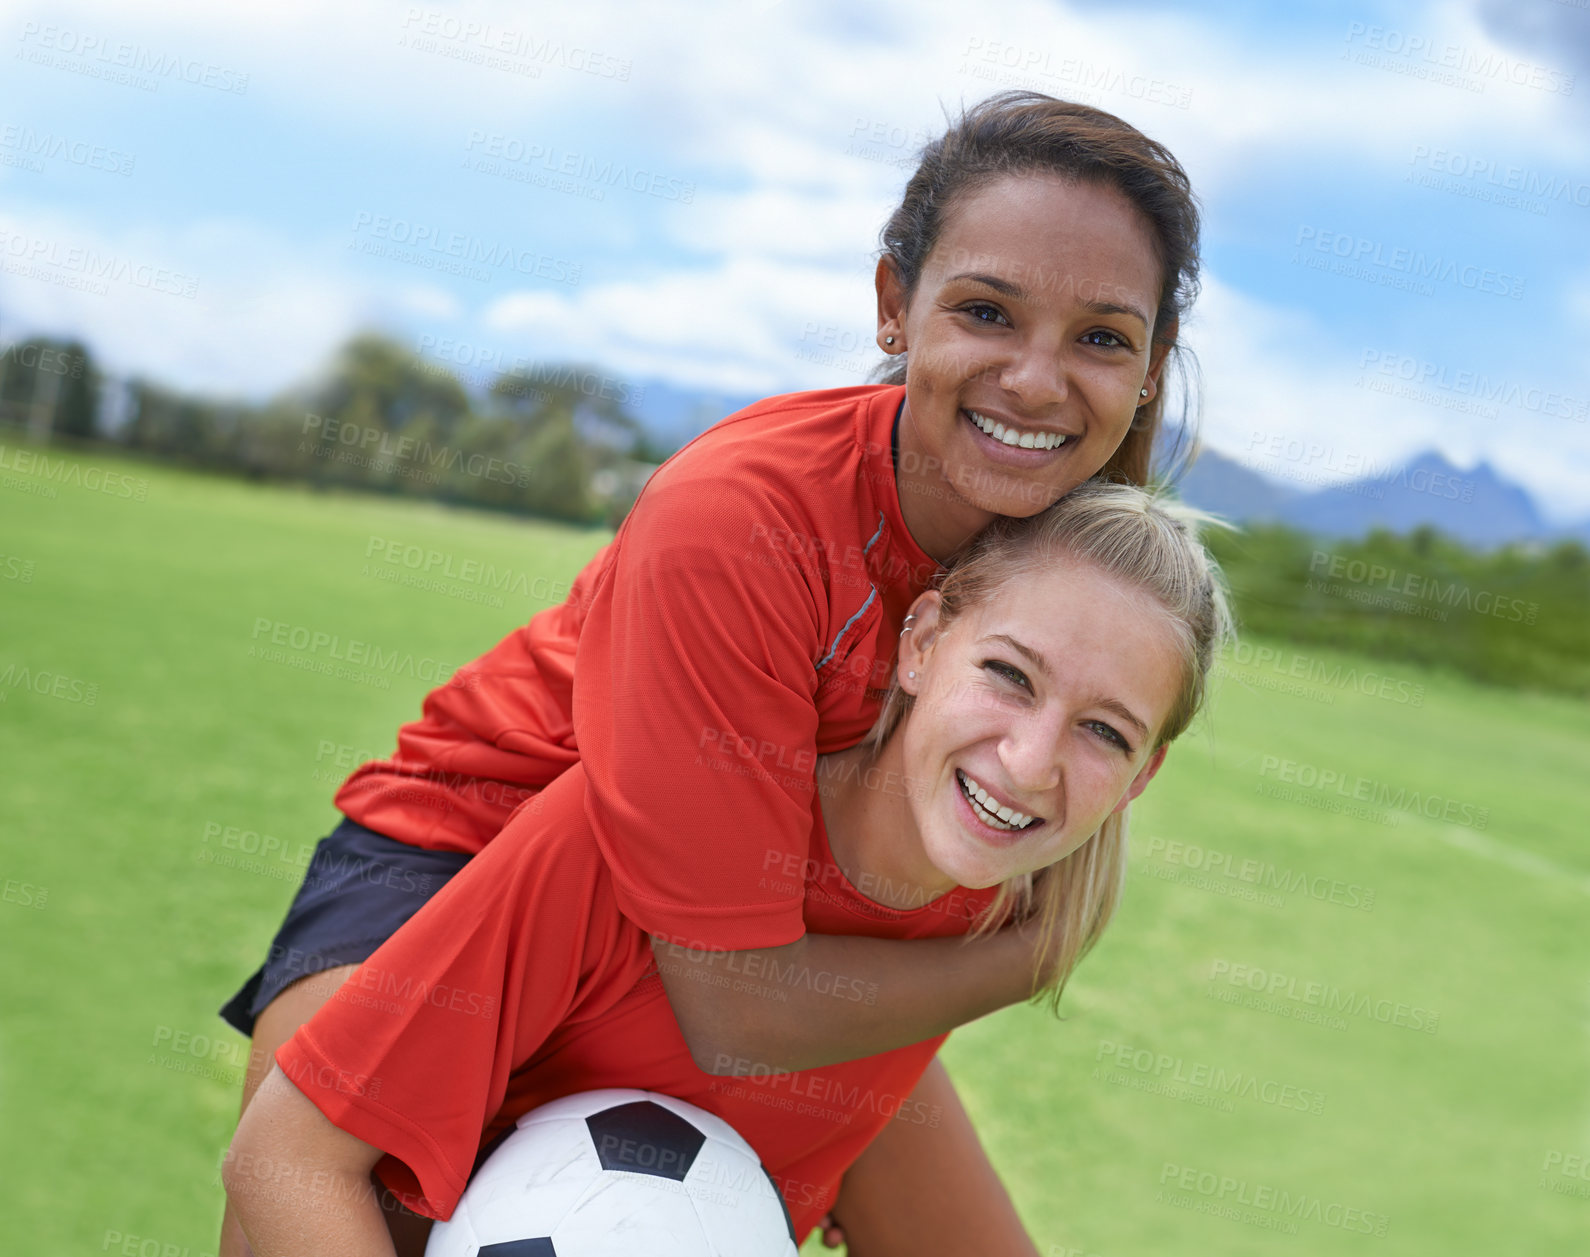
[227,481,1232,1256]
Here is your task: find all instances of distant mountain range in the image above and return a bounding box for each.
[1176,446,1586,549]
[624,380,1584,549]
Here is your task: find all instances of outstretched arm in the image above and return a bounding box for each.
[653,919,1054,1075]
[582,469,1059,1075]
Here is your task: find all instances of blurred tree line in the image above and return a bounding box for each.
[1207,523,1590,697]
[3,328,1587,694]
[0,330,671,527]
[0,336,100,441]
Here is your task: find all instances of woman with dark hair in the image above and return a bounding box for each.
[218,90,1206,1257]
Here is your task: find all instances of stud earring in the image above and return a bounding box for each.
[907,670,916,679]
[885,336,895,345]
[1140,387,1149,397]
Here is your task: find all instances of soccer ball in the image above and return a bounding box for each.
[424,1089,800,1256]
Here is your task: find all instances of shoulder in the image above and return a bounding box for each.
[624,384,895,554]
[647,385,890,498]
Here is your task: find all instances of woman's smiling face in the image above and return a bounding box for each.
[878,173,1169,560]
[895,557,1183,895]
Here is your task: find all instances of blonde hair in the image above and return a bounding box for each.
[860,479,1234,1014]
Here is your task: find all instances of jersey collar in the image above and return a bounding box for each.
[858,385,941,593]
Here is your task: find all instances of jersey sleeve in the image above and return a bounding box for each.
[572,464,827,951]
[272,764,647,1220]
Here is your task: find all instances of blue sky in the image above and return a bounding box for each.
[1,0,1587,517]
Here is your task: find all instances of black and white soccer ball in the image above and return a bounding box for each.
[425,1089,800,1256]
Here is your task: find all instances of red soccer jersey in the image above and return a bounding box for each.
[333,384,942,950]
[277,761,998,1241]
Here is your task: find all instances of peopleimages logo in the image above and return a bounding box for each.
[0,662,98,706]
[1257,754,1489,830]
[1307,551,1539,625]
[1139,835,1377,911]
[1294,225,1525,299]
[1541,1150,1590,1199]
[0,226,199,297]
[300,414,535,489]
[462,132,694,202]
[1408,145,1590,213]
[708,1058,939,1126]
[1209,958,1440,1034]
[1158,1160,1391,1237]
[17,21,251,94]
[1222,641,1426,708]
[348,211,581,285]
[1094,1039,1327,1115]
[414,337,644,405]
[1359,349,1588,422]
[398,7,632,81]
[0,444,150,500]
[248,617,474,691]
[0,124,135,175]
[363,536,574,606]
[960,38,1194,109]
[1343,20,1574,96]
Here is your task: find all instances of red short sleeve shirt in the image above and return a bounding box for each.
[333,385,942,949]
[278,762,998,1242]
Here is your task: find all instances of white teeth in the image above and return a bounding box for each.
[966,410,1068,450]
[956,770,1038,832]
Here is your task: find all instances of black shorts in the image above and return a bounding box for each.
[218,818,472,1037]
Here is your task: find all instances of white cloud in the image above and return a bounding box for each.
[1,207,372,398]
[664,186,894,265]
[4,0,1581,188]
[483,255,871,395]
[0,0,1584,511]
[1184,275,1424,472]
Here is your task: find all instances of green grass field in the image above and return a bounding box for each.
[2,444,1587,1254]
